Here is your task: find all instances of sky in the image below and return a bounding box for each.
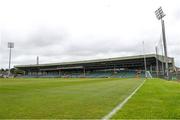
[0,0,180,69]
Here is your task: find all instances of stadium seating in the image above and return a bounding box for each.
[21,70,147,78]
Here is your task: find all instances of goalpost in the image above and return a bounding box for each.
[146,71,153,78]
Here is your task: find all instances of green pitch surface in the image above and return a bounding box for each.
[0,78,143,119]
[112,78,180,119]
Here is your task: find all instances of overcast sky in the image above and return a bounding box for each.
[0,0,180,68]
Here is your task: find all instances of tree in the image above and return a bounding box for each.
[10,68,25,77]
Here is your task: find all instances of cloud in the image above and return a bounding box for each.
[0,0,180,68]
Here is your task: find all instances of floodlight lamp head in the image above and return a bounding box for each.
[8,42,14,48]
[155,7,166,20]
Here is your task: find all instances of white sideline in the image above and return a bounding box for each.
[102,79,146,120]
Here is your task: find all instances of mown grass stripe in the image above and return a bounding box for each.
[102,79,146,120]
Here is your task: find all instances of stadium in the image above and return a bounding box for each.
[1,1,180,119]
[15,54,175,78]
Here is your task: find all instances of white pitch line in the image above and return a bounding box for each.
[102,79,146,120]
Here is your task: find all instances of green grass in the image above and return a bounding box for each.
[0,78,142,119]
[112,78,180,119]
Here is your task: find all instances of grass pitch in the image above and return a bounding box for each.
[112,78,180,119]
[0,78,142,119]
[1,78,180,119]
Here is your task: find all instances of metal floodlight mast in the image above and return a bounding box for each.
[155,7,169,79]
[8,42,14,77]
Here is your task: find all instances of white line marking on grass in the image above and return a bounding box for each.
[102,79,146,120]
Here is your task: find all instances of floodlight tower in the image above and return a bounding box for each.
[8,42,14,77]
[155,7,169,79]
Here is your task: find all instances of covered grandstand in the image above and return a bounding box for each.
[15,54,175,78]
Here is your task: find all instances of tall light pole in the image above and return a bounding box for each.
[143,41,147,78]
[8,42,14,77]
[155,7,169,79]
[160,36,165,75]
